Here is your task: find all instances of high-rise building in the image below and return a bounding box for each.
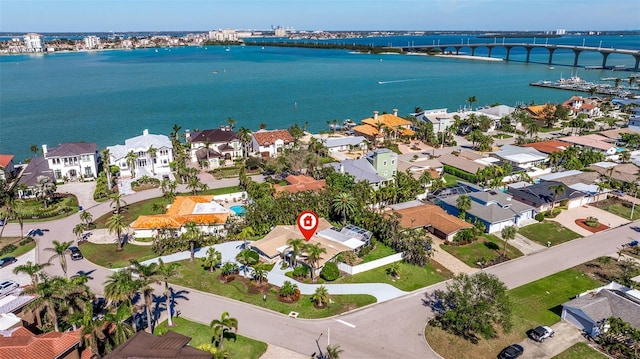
[84,36,101,49]
[23,33,43,52]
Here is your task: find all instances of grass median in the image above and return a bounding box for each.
[518,221,581,246]
[440,234,523,268]
[80,242,157,268]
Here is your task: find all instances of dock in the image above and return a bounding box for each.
[529,80,638,97]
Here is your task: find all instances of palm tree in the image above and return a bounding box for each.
[157,258,180,327]
[500,226,517,258]
[129,259,160,332]
[147,145,157,175]
[467,95,478,110]
[456,194,472,220]
[45,240,72,277]
[125,150,138,178]
[226,117,236,130]
[101,148,112,191]
[109,192,127,214]
[104,268,139,306]
[107,213,128,250]
[80,210,93,226]
[183,221,203,262]
[326,344,344,359]
[287,238,305,268]
[73,223,86,241]
[333,193,356,224]
[35,175,56,208]
[305,243,326,280]
[13,261,50,287]
[186,174,202,195]
[29,144,39,156]
[549,183,566,208]
[103,303,135,353]
[210,311,238,351]
[235,249,259,277]
[202,247,222,272]
[79,306,106,356]
[311,285,329,307]
[236,127,252,158]
[251,264,268,283]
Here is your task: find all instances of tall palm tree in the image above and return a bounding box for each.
[286,238,305,268]
[305,243,326,280]
[45,240,72,277]
[101,148,112,191]
[147,145,157,175]
[129,259,160,332]
[125,150,138,178]
[467,95,478,110]
[109,192,127,214]
[456,194,472,220]
[22,275,59,330]
[73,223,86,241]
[35,175,56,208]
[183,221,203,262]
[107,213,128,250]
[157,258,181,327]
[210,311,238,351]
[549,183,566,208]
[13,261,50,287]
[186,174,202,195]
[202,247,222,272]
[80,210,93,226]
[236,127,252,158]
[332,193,356,224]
[79,306,106,356]
[103,303,135,353]
[500,226,517,258]
[104,268,139,306]
[29,144,39,156]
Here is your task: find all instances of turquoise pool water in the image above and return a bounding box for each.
[230,205,246,216]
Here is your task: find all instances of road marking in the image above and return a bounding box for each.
[335,319,356,328]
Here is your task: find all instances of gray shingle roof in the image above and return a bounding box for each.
[45,142,96,157]
[17,157,54,187]
[328,157,385,184]
[563,289,640,329]
[442,191,535,224]
[507,181,585,206]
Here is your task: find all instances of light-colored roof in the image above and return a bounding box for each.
[442,191,535,224]
[491,145,548,165]
[108,130,172,160]
[476,105,516,118]
[327,157,386,184]
[559,135,616,151]
[538,170,584,181]
[437,153,486,175]
[130,196,229,229]
[321,136,366,148]
[598,128,635,140]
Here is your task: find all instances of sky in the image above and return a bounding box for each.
[1,0,638,33]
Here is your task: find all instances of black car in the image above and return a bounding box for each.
[498,344,524,359]
[69,246,83,260]
[0,256,17,268]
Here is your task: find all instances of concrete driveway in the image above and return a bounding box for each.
[550,205,631,237]
[520,321,586,359]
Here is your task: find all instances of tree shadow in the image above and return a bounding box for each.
[483,241,500,251]
[422,290,445,314]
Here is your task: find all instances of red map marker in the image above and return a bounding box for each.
[297,210,319,241]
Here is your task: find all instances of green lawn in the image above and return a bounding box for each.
[12,195,79,222]
[154,317,267,359]
[518,221,581,246]
[93,197,167,228]
[169,260,376,319]
[196,186,243,196]
[0,237,36,258]
[333,261,452,292]
[443,173,467,186]
[595,202,640,221]
[440,234,523,268]
[80,242,157,268]
[492,134,513,139]
[552,342,608,359]
[360,242,396,263]
[539,127,561,133]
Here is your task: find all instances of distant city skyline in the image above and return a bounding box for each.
[1,0,638,33]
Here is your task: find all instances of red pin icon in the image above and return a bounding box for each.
[297,210,319,241]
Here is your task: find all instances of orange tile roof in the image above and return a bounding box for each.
[273,175,326,194]
[392,204,472,234]
[0,154,14,168]
[351,124,381,137]
[0,327,81,359]
[252,129,294,146]
[523,140,569,154]
[130,195,229,229]
[362,114,412,128]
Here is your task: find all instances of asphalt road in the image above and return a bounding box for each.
[1,178,637,358]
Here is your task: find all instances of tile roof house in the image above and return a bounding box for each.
[589,162,640,183]
[561,96,602,118]
[327,148,397,189]
[437,153,487,177]
[507,180,588,211]
[104,330,211,359]
[185,127,242,168]
[0,154,16,181]
[0,326,83,359]
[490,144,548,169]
[524,104,555,121]
[389,203,473,241]
[522,140,570,154]
[251,129,294,158]
[559,135,617,156]
[107,129,174,179]
[130,195,229,238]
[352,110,414,143]
[440,190,536,234]
[273,174,327,195]
[562,282,640,337]
[42,142,99,182]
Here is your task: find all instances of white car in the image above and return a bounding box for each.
[528,326,554,342]
[0,280,19,297]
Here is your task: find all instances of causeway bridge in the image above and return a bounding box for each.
[395,43,640,71]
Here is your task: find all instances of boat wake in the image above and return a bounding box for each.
[378,79,419,85]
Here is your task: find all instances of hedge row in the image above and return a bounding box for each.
[443,164,477,183]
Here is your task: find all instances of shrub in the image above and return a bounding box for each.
[534,213,545,222]
[0,244,17,256]
[19,237,34,246]
[292,265,310,278]
[585,216,599,228]
[338,251,358,266]
[320,262,340,281]
[279,280,298,297]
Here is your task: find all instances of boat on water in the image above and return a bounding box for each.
[212,70,219,74]
[547,66,554,69]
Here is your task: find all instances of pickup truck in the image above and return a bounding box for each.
[528,326,554,342]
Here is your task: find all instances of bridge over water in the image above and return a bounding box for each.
[395,43,640,71]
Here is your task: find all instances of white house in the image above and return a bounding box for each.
[43,142,99,182]
[317,135,367,153]
[250,129,294,158]
[185,127,242,168]
[107,129,174,178]
[490,144,548,169]
[413,108,455,133]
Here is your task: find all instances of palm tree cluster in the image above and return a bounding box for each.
[286,238,327,280]
[546,145,605,172]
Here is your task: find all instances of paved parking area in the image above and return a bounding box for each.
[550,205,631,237]
[520,321,586,358]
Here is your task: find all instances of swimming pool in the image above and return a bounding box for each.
[230,205,246,216]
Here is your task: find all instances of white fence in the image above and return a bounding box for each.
[337,253,404,275]
[213,191,247,203]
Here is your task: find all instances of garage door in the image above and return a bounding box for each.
[563,308,594,333]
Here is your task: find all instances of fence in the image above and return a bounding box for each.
[213,192,247,203]
[337,253,404,275]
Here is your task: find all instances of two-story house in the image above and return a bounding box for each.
[107,129,174,178]
[185,127,242,168]
[351,110,414,144]
[0,154,16,182]
[251,129,294,157]
[42,142,99,182]
[562,96,602,118]
[327,148,397,189]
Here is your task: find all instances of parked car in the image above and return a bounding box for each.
[0,280,19,297]
[0,256,17,268]
[613,190,625,197]
[498,344,524,359]
[528,325,555,342]
[69,246,83,260]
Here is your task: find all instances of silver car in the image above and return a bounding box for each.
[0,280,19,297]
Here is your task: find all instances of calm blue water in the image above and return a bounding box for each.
[1,34,639,162]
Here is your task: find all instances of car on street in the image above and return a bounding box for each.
[528,325,555,342]
[0,256,17,268]
[69,246,83,260]
[498,344,524,359]
[0,280,19,297]
[613,190,625,197]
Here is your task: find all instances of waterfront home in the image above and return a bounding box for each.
[0,154,16,181]
[250,129,295,158]
[559,134,617,156]
[107,129,173,179]
[42,142,99,182]
[327,148,397,189]
[16,157,54,198]
[490,144,548,169]
[524,104,556,121]
[476,104,517,120]
[130,195,229,238]
[273,174,326,195]
[561,96,602,118]
[413,108,455,133]
[439,190,536,233]
[522,140,569,154]
[387,202,472,241]
[185,127,242,168]
[506,180,587,212]
[313,135,367,154]
[351,110,414,143]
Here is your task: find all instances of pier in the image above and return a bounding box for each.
[394,43,640,71]
[529,78,638,97]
